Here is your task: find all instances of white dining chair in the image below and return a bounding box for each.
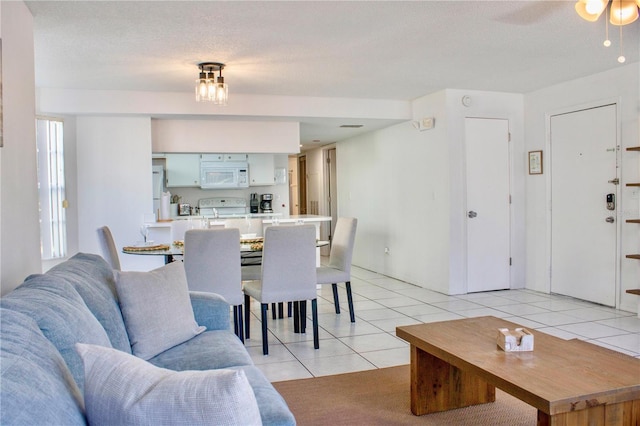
[316,217,358,322]
[97,226,121,271]
[243,224,318,355]
[183,228,244,342]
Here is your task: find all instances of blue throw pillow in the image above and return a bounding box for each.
[0,309,85,425]
[48,252,132,353]
[1,274,112,393]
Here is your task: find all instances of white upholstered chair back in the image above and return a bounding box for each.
[97,226,121,271]
[260,225,317,303]
[328,217,358,273]
[183,228,242,306]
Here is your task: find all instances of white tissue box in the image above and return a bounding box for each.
[497,328,534,352]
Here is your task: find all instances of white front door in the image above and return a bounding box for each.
[465,118,511,293]
[550,104,618,306]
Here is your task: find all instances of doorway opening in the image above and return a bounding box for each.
[298,155,307,215]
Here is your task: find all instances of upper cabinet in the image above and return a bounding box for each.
[248,154,275,186]
[163,153,279,188]
[201,153,248,162]
[165,153,200,187]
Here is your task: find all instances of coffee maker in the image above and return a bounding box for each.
[249,193,259,213]
[260,194,273,213]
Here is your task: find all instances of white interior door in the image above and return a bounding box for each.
[465,118,511,292]
[550,104,617,306]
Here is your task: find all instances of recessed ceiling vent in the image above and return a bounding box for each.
[339,124,364,128]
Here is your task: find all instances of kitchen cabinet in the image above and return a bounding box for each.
[201,153,247,162]
[248,154,275,186]
[165,153,200,187]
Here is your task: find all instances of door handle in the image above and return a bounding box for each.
[468,211,478,219]
[605,216,615,223]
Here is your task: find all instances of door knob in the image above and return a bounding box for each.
[605,216,615,223]
[468,211,478,218]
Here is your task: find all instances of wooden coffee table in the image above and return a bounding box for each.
[396,316,640,425]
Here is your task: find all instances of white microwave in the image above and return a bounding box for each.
[200,161,249,189]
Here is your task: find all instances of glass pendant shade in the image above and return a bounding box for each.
[213,77,228,106]
[195,72,209,102]
[206,78,216,101]
[610,0,639,25]
[575,0,608,21]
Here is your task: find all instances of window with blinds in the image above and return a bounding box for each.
[36,118,67,259]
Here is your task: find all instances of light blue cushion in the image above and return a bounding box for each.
[0,308,86,425]
[0,274,112,393]
[148,329,253,371]
[48,252,132,353]
[231,366,297,426]
[76,343,262,426]
[189,291,232,331]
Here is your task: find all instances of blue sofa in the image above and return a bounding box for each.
[0,253,295,425]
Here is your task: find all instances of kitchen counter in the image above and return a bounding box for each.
[262,215,331,224]
[145,214,331,227]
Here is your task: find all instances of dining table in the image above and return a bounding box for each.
[122,238,329,265]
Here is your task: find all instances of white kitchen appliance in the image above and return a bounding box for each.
[200,161,249,189]
[198,197,248,217]
[152,165,165,214]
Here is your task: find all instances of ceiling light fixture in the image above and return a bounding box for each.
[575,0,640,63]
[195,62,228,105]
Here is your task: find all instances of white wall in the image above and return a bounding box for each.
[152,119,300,153]
[76,116,163,271]
[524,62,640,312]
[442,89,525,294]
[0,1,41,295]
[337,89,524,295]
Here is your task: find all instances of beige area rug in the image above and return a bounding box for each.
[272,365,537,425]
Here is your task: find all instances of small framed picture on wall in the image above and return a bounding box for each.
[528,150,543,175]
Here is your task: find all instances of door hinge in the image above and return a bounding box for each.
[508,132,511,142]
[509,257,512,266]
[509,195,512,204]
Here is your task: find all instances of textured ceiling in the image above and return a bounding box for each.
[26,0,640,144]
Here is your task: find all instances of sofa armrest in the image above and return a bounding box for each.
[189,291,230,331]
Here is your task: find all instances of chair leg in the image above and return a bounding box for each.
[332,283,341,314]
[244,294,251,339]
[293,301,300,333]
[300,300,307,334]
[236,305,244,343]
[271,303,277,320]
[278,302,284,318]
[312,299,319,349]
[288,302,292,317]
[346,281,355,323]
[261,303,269,355]
[233,307,239,335]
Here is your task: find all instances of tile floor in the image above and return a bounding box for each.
[241,263,640,382]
